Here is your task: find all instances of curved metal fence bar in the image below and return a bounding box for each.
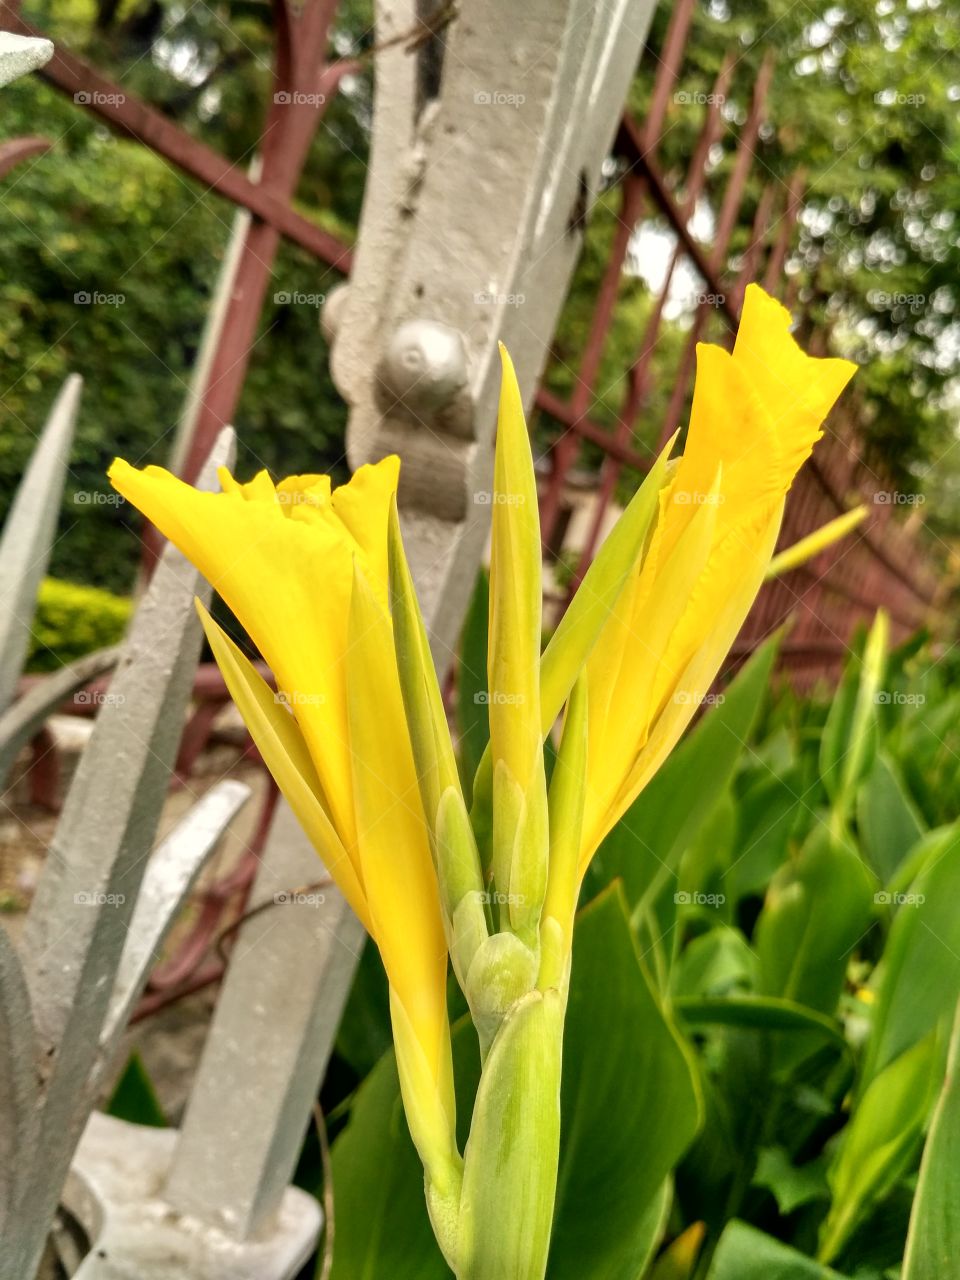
[0,374,82,713]
[0,430,244,1280]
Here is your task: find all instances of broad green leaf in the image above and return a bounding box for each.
[862,821,960,1088]
[596,636,778,915]
[902,999,960,1280]
[857,751,925,883]
[335,939,392,1080]
[709,1221,846,1279]
[753,1145,830,1215]
[726,772,804,905]
[675,994,847,1052]
[106,1051,166,1129]
[457,570,490,806]
[820,1034,943,1265]
[670,927,758,1000]
[821,612,887,825]
[328,1047,454,1279]
[755,825,874,1018]
[331,887,699,1279]
[818,651,861,807]
[548,886,702,1280]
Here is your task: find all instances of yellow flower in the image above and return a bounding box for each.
[578,284,856,866]
[108,453,456,1180]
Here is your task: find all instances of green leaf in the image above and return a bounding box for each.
[857,752,925,883]
[709,1221,847,1279]
[335,939,392,1080]
[596,636,779,916]
[726,772,804,905]
[820,1034,943,1265]
[675,995,847,1052]
[106,1051,166,1129]
[821,613,888,826]
[902,999,960,1280]
[753,1145,830,1215]
[670,927,758,1000]
[328,1049,453,1280]
[457,570,490,806]
[330,887,700,1280]
[755,825,874,1018]
[862,821,960,1087]
[548,885,702,1279]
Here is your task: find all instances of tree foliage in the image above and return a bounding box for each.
[0,0,955,591]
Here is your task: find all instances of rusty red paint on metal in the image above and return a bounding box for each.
[0,135,51,179]
[6,1,941,1014]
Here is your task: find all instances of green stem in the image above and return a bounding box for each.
[456,989,565,1280]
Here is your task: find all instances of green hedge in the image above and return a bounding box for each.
[27,578,132,672]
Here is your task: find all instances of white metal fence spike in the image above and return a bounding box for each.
[0,926,39,1240]
[3,428,236,1280]
[0,643,121,785]
[97,778,252,1063]
[164,799,366,1240]
[65,1113,321,1280]
[0,30,53,87]
[0,373,83,713]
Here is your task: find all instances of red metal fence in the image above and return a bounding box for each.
[2,0,942,1009]
[2,0,939,682]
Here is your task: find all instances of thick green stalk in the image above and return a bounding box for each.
[456,988,565,1280]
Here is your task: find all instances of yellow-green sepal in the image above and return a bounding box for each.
[464,931,539,1056]
[469,434,673,870]
[388,497,488,954]
[194,600,370,931]
[387,496,461,817]
[438,786,492,981]
[486,346,549,937]
[539,673,588,989]
[539,433,676,729]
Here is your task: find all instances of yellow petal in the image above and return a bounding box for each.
[580,502,781,865]
[195,601,371,930]
[733,284,856,489]
[581,469,721,850]
[346,560,450,1092]
[108,456,401,847]
[331,454,401,589]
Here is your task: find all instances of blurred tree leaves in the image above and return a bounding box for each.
[3,0,958,594]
